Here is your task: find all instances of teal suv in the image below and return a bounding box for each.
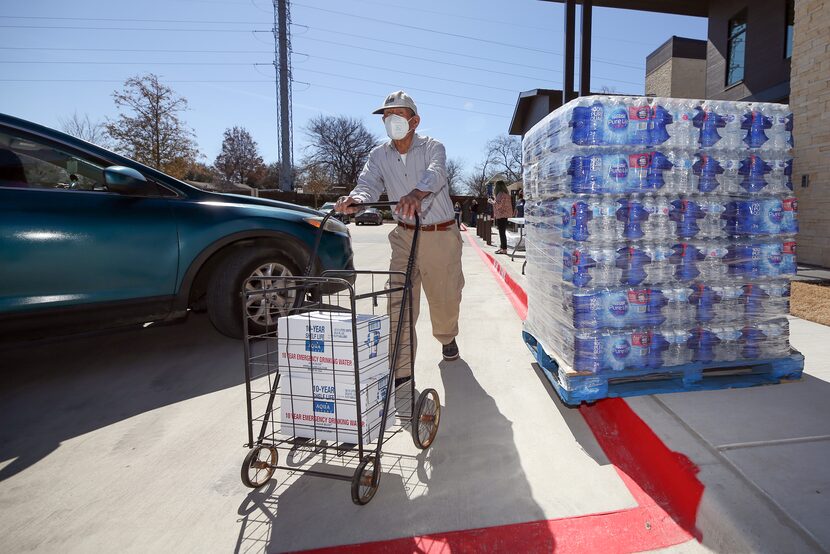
[0,113,354,339]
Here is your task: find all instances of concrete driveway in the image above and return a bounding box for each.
[1,222,665,553]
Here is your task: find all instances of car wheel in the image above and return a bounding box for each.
[206,248,300,338]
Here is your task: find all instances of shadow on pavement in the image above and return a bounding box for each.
[235,358,555,553]
[0,314,244,482]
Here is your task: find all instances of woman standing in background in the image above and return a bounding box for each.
[490,180,512,255]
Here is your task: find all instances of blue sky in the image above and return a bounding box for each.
[1,0,706,175]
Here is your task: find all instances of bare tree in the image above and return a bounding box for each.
[214,126,265,185]
[463,159,494,198]
[297,163,334,209]
[106,73,198,179]
[303,115,378,192]
[59,112,111,148]
[485,135,522,184]
[446,157,465,196]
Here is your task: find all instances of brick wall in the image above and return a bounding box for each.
[646,60,673,97]
[790,0,830,267]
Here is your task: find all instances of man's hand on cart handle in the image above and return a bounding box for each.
[335,196,362,215]
[396,190,429,221]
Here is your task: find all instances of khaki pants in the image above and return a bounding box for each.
[388,223,464,377]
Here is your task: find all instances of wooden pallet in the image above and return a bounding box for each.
[522,331,805,407]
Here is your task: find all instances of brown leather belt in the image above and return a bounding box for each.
[397,219,456,232]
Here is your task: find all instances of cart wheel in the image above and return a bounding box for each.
[241,445,278,488]
[412,388,441,450]
[351,456,381,505]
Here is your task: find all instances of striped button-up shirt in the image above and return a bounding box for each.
[349,134,455,225]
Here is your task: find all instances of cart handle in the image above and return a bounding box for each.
[303,201,419,277]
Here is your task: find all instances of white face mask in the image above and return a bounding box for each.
[384,114,412,141]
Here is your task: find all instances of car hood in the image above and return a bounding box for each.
[200,191,323,216]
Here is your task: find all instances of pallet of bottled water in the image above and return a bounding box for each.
[521,95,804,405]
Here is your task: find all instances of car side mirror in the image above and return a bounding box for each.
[104,166,152,195]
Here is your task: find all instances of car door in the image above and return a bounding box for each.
[0,126,179,318]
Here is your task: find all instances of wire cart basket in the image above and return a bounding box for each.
[239,202,441,505]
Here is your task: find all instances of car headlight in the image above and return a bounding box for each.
[303,216,349,236]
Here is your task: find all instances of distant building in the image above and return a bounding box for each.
[645,36,707,98]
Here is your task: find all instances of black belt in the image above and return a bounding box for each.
[397,219,456,231]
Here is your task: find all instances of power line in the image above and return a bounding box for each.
[0,24,268,33]
[293,34,643,87]
[301,24,645,73]
[0,46,272,54]
[291,67,514,106]
[0,15,266,24]
[1,60,268,66]
[291,2,646,70]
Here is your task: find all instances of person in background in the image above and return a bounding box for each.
[470,198,479,226]
[514,190,525,218]
[454,201,462,226]
[335,91,464,389]
[490,180,512,254]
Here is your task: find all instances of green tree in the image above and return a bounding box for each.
[214,126,265,185]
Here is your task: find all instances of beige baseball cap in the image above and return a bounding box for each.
[372,90,418,115]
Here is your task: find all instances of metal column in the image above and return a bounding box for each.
[562,0,576,104]
[275,0,293,192]
[579,0,592,96]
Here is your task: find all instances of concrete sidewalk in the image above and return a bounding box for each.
[474,227,830,553]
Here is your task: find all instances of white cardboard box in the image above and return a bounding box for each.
[277,312,389,375]
[280,366,396,443]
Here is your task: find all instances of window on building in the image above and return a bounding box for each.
[726,10,747,86]
[785,0,794,59]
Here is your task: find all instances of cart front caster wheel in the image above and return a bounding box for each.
[241,445,278,488]
[351,455,381,505]
[412,388,441,450]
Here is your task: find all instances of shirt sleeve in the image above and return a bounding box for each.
[414,140,448,195]
[350,149,384,203]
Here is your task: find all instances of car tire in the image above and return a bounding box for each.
[206,248,300,339]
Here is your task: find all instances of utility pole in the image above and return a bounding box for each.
[274,0,293,191]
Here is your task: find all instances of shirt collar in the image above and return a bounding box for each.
[386,133,426,153]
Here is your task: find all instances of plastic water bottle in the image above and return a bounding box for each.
[665,151,695,194]
[629,98,652,145]
[663,328,692,366]
[617,197,649,240]
[760,319,791,358]
[719,157,742,195]
[761,281,791,315]
[714,285,743,322]
[645,243,674,285]
[694,105,727,148]
[570,199,593,241]
[781,241,797,275]
[588,99,606,145]
[781,197,799,234]
[600,197,621,241]
[707,100,746,151]
[694,153,724,193]
[671,242,705,282]
[665,287,693,326]
[739,154,772,193]
[690,283,720,323]
[616,245,651,286]
[699,242,729,280]
[670,199,706,238]
[713,325,742,361]
[742,109,773,149]
[689,326,720,363]
[664,99,699,150]
[699,198,727,239]
[763,104,791,153]
[604,97,631,146]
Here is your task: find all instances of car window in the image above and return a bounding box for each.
[0,128,172,197]
[0,129,107,192]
